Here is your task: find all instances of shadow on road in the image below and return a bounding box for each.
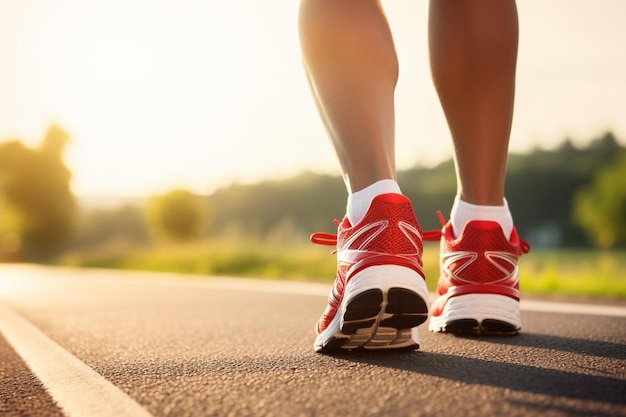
[329,333,626,407]
[477,332,626,360]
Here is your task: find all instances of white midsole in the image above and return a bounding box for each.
[429,293,521,331]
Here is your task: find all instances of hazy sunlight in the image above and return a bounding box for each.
[0,0,625,197]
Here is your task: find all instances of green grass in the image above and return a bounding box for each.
[58,239,626,300]
[58,237,337,282]
[516,248,626,299]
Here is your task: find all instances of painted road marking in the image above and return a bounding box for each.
[520,299,626,317]
[0,301,154,417]
[147,273,626,318]
[123,271,626,318]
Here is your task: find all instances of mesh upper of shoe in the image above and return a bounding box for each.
[437,220,528,295]
[338,194,423,257]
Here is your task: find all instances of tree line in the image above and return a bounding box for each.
[0,127,624,262]
[205,131,626,249]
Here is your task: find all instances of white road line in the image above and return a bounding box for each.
[143,274,626,318]
[196,276,626,318]
[520,299,626,317]
[0,301,154,417]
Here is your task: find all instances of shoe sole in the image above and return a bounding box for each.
[314,265,429,353]
[428,293,521,335]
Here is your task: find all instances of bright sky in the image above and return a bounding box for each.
[1,0,625,197]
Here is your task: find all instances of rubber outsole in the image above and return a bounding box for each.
[315,287,429,353]
[435,318,519,335]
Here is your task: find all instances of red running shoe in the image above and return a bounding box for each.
[428,214,530,334]
[310,193,430,353]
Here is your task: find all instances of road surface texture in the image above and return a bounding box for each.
[1,264,625,417]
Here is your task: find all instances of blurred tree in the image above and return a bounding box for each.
[145,189,207,241]
[70,204,149,249]
[573,154,626,248]
[206,172,346,238]
[0,125,76,260]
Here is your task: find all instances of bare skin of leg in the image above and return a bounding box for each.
[299,0,518,203]
[298,0,398,194]
[429,0,519,206]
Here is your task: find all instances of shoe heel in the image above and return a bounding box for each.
[339,265,428,349]
[315,265,430,352]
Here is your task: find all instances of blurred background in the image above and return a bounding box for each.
[1,0,625,298]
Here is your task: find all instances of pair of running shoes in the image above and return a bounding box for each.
[311,193,530,353]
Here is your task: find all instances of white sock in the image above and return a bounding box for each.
[450,196,514,239]
[347,179,402,225]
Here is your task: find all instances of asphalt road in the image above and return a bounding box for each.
[1,264,625,417]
